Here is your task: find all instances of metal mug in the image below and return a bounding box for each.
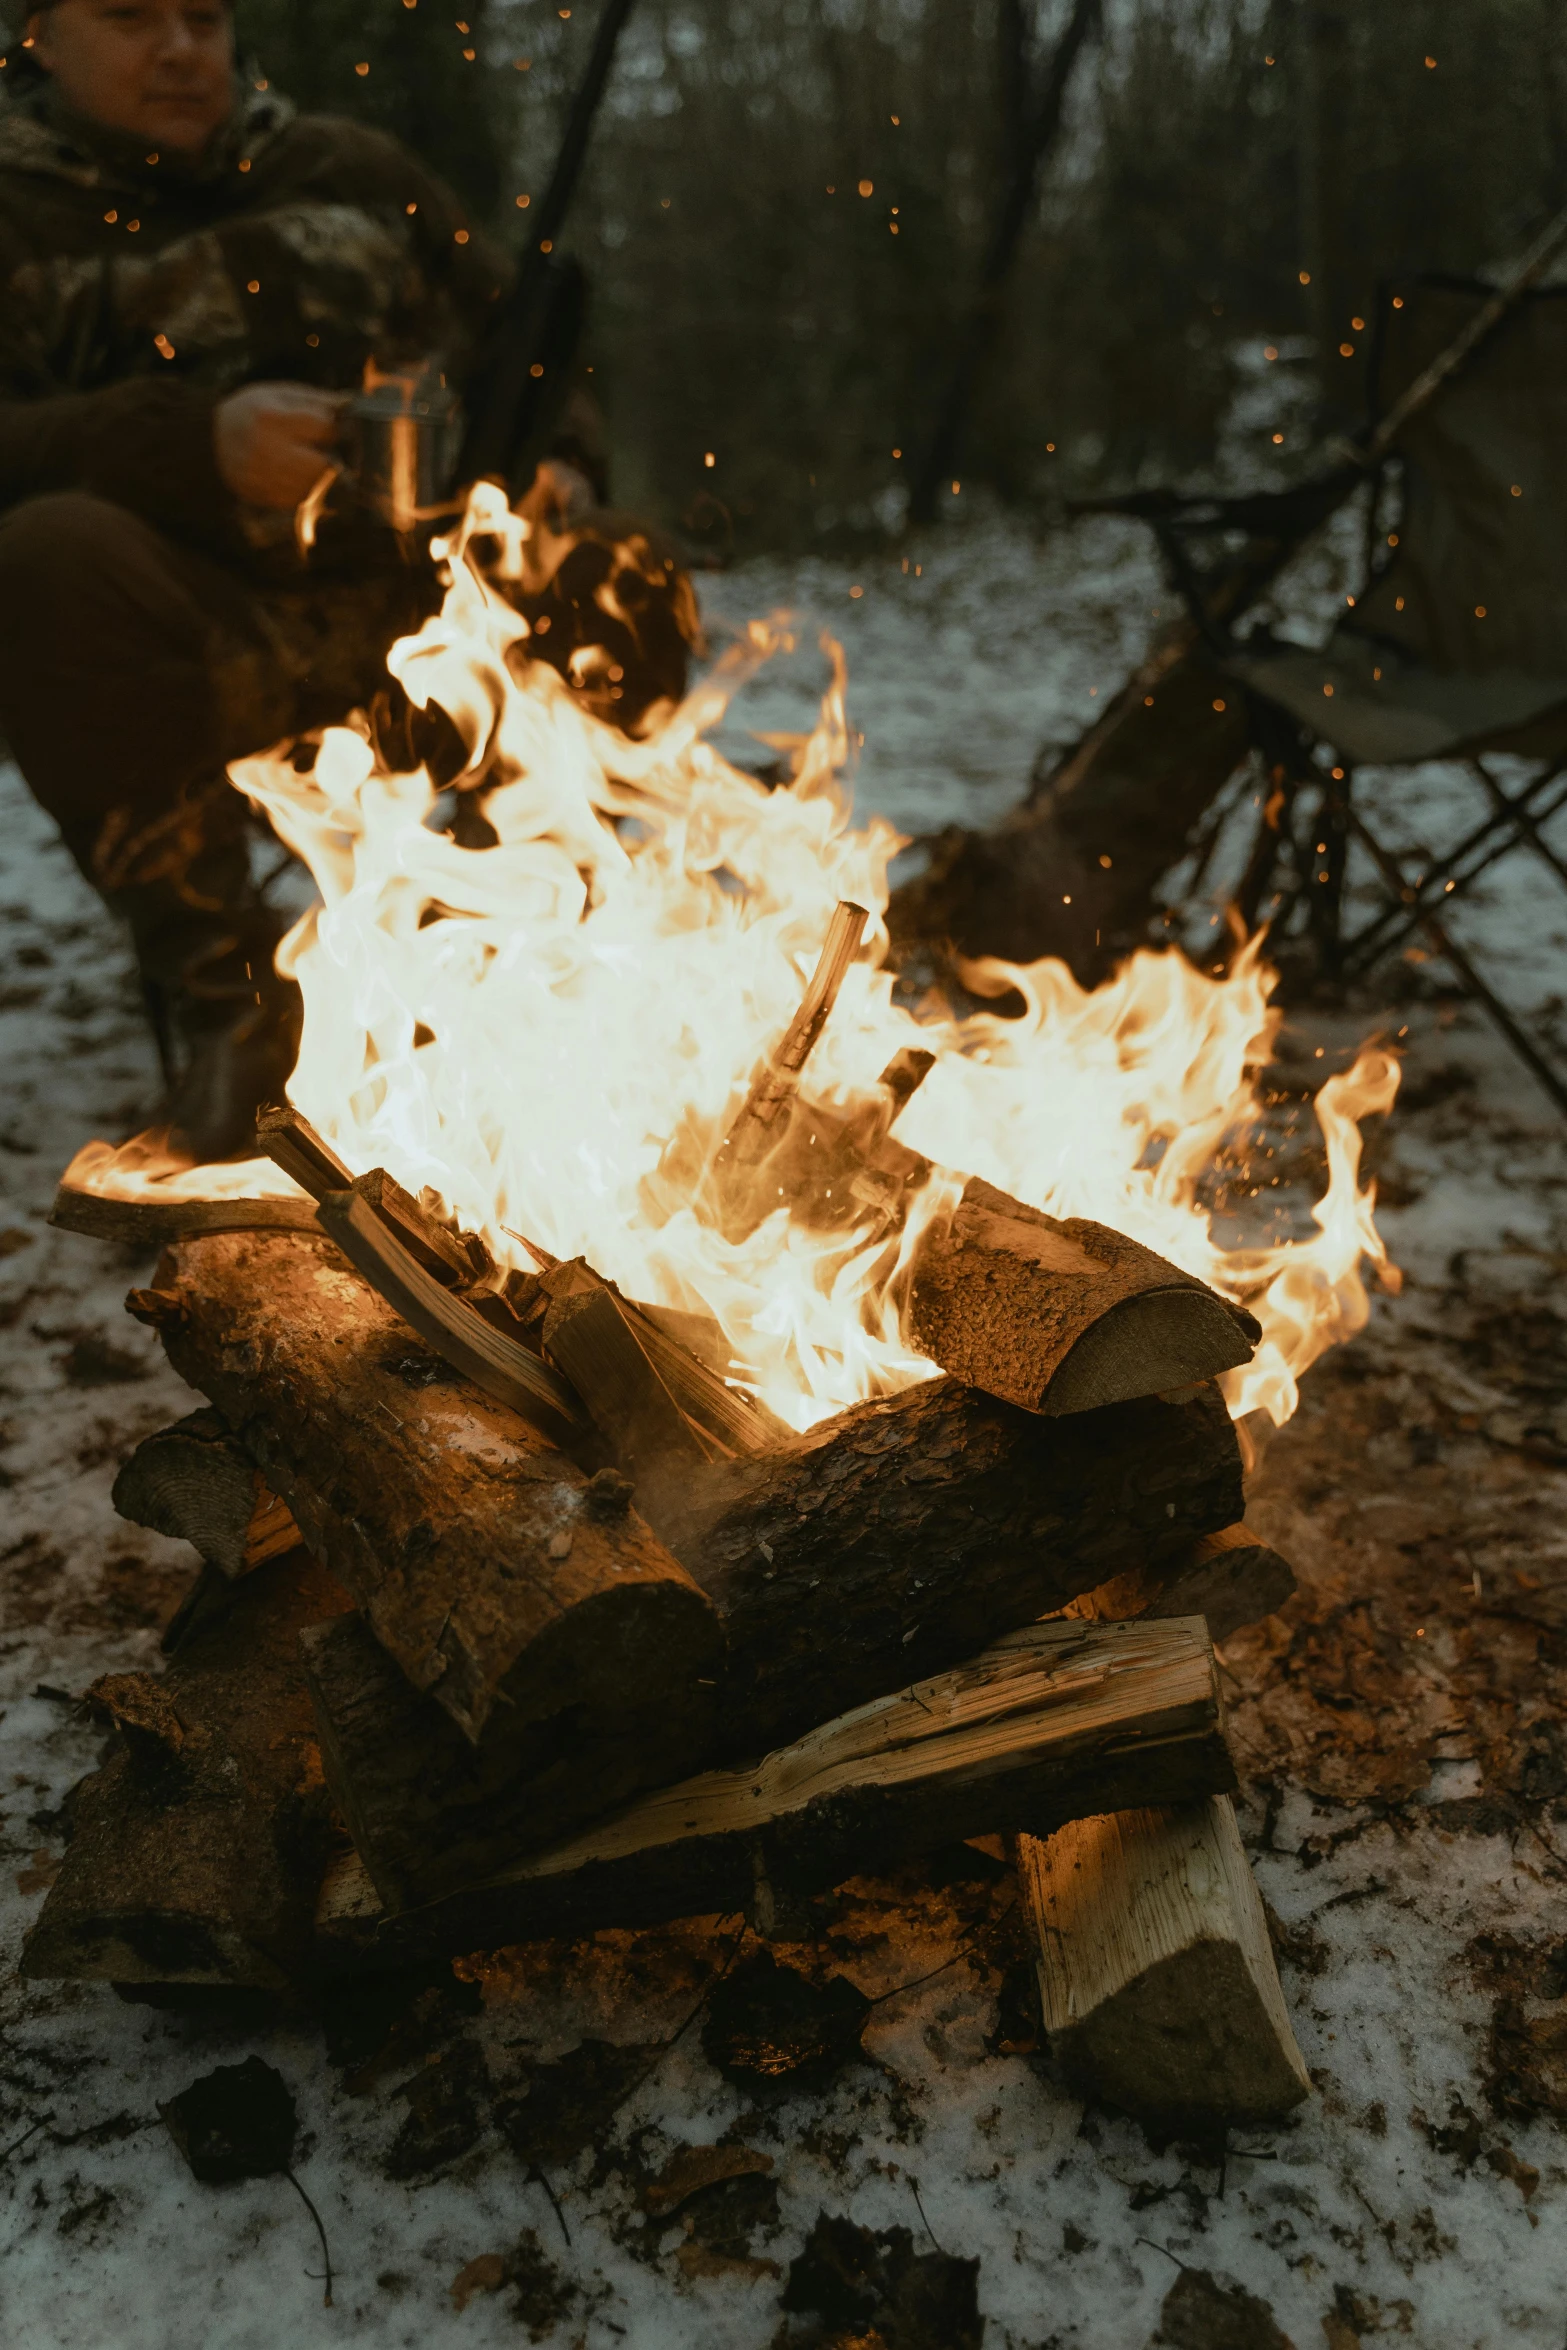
[343,362,463,535]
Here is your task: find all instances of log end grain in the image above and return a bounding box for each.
[1019,1796,1310,2127]
[111,1408,298,1579]
[908,1177,1259,1416]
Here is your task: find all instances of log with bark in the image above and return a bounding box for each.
[20,1546,351,1989]
[655,1372,1244,1755]
[1016,1796,1311,2126]
[1064,1521,1296,1645]
[907,1176,1260,1415]
[112,1408,299,1578]
[129,1231,724,1818]
[313,1615,1234,1970]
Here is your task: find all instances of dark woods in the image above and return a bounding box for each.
[240,0,1567,547]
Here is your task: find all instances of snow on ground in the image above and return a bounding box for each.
[3,505,1567,2350]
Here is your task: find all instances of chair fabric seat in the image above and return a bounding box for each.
[1225,635,1567,765]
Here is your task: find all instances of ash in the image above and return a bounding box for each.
[4,505,1567,2348]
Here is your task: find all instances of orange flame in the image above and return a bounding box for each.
[77,483,1401,1432]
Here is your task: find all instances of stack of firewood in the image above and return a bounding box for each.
[26,914,1311,2129]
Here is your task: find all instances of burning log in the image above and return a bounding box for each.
[313,1616,1235,1970]
[654,1374,1244,1755]
[1062,1521,1296,1645]
[112,1409,300,1579]
[907,1177,1260,1416]
[1017,1797,1310,2126]
[131,1231,724,1804]
[21,1546,351,1990]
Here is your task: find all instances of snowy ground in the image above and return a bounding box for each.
[3,504,1567,2350]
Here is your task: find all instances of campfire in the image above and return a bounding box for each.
[27,485,1401,2129]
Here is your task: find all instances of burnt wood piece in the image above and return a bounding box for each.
[907,1176,1260,1416]
[112,1408,299,1579]
[654,1375,1244,1756]
[314,1616,1234,1969]
[313,1189,584,1444]
[133,1232,723,1798]
[49,1182,317,1245]
[303,1606,721,1913]
[1018,1796,1310,2126]
[1066,1522,1297,1645]
[20,1547,351,1989]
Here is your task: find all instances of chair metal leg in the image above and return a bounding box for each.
[1340,759,1567,976]
[1342,803,1567,1118]
[1470,757,1567,892]
[1307,769,1351,977]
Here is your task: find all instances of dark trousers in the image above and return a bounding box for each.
[0,493,430,1014]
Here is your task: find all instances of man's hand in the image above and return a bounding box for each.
[213,382,348,510]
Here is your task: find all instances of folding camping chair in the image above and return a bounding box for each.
[1174,275,1567,1111]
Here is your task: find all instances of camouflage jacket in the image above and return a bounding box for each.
[0,80,507,548]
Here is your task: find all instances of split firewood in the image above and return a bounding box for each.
[537,1258,784,1520]
[312,1189,583,1442]
[1063,1522,1297,1645]
[254,1101,354,1195]
[129,1232,724,1811]
[906,1176,1260,1415]
[313,1616,1235,1969]
[303,1603,721,1912]
[655,1373,1245,1755]
[112,1408,299,1579]
[20,1545,351,1990]
[1017,1796,1311,2126]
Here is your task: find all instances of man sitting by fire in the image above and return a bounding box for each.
[0,0,696,1157]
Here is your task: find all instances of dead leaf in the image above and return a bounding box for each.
[674,2240,780,2283]
[643,2141,773,2219]
[450,2253,508,2312]
[16,1847,59,1896]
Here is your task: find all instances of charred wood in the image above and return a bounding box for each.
[1066,1521,1296,1645]
[303,1603,721,1913]
[653,1374,1245,1755]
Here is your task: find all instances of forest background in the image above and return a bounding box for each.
[237,2,1567,548]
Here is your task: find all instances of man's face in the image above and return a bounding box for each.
[27,0,235,154]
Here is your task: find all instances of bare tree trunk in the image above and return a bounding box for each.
[909,0,1101,523]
